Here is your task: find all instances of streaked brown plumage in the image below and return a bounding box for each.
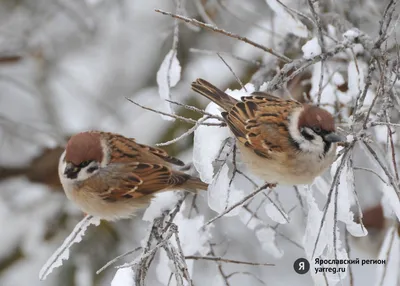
[59,131,207,220]
[192,78,343,185]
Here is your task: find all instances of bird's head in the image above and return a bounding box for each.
[59,132,105,183]
[290,105,345,157]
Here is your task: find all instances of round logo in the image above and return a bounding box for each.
[293,258,310,274]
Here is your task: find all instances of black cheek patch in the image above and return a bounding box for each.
[66,169,79,179]
[87,166,99,173]
[300,129,314,141]
[323,142,332,156]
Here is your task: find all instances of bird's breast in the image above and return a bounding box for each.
[237,142,336,185]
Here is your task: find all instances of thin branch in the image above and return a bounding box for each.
[204,183,273,227]
[190,48,263,66]
[217,53,247,91]
[96,247,142,274]
[155,9,292,63]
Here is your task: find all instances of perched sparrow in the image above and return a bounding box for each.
[192,78,344,185]
[58,131,207,220]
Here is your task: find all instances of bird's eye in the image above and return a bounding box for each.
[313,126,321,133]
[79,160,91,168]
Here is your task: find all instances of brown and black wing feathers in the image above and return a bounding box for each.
[97,132,205,201]
[224,96,302,158]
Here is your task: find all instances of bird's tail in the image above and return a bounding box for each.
[191,78,238,111]
[184,176,209,193]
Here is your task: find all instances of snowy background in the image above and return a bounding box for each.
[0,0,399,285]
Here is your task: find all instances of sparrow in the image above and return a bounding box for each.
[191,78,344,185]
[58,131,208,220]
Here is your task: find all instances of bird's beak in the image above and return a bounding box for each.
[324,132,346,143]
[64,162,79,178]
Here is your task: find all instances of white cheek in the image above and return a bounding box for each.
[288,111,326,155]
[76,166,98,181]
[58,151,66,179]
[58,151,75,196]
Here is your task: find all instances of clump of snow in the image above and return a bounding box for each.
[192,103,231,183]
[380,183,400,222]
[302,37,322,59]
[39,215,101,280]
[331,158,367,237]
[207,164,245,217]
[347,60,374,108]
[155,209,211,284]
[111,267,135,286]
[142,192,180,222]
[343,29,361,41]
[332,72,345,86]
[225,83,255,99]
[265,0,308,38]
[156,49,181,121]
[239,209,283,258]
[265,203,288,224]
[303,185,328,259]
[193,82,254,184]
[303,185,350,285]
[172,212,210,256]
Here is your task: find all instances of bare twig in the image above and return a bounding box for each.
[204,183,273,227]
[185,255,273,266]
[217,53,247,91]
[155,9,292,63]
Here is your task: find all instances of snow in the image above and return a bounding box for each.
[207,163,245,217]
[39,215,101,281]
[347,60,374,108]
[142,192,180,222]
[172,212,210,256]
[239,209,283,258]
[265,0,308,38]
[265,203,288,224]
[331,158,368,237]
[302,37,322,59]
[193,82,255,185]
[156,49,182,120]
[343,29,362,41]
[380,183,400,222]
[303,185,350,285]
[111,268,135,286]
[192,103,231,183]
[374,226,400,286]
[155,207,210,285]
[332,71,345,86]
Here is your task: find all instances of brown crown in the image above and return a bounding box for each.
[298,105,335,132]
[65,132,103,165]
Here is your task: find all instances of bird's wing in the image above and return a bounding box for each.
[135,143,185,166]
[104,132,184,166]
[223,95,302,158]
[96,133,205,201]
[98,162,192,201]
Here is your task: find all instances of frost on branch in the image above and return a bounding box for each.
[156,49,182,120]
[207,163,245,216]
[239,208,283,258]
[302,37,321,60]
[303,184,349,285]
[155,210,210,284]
[331,155,367,237]
[265,0,308,38]
[39,215,101,281]
[193,102,231,183]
